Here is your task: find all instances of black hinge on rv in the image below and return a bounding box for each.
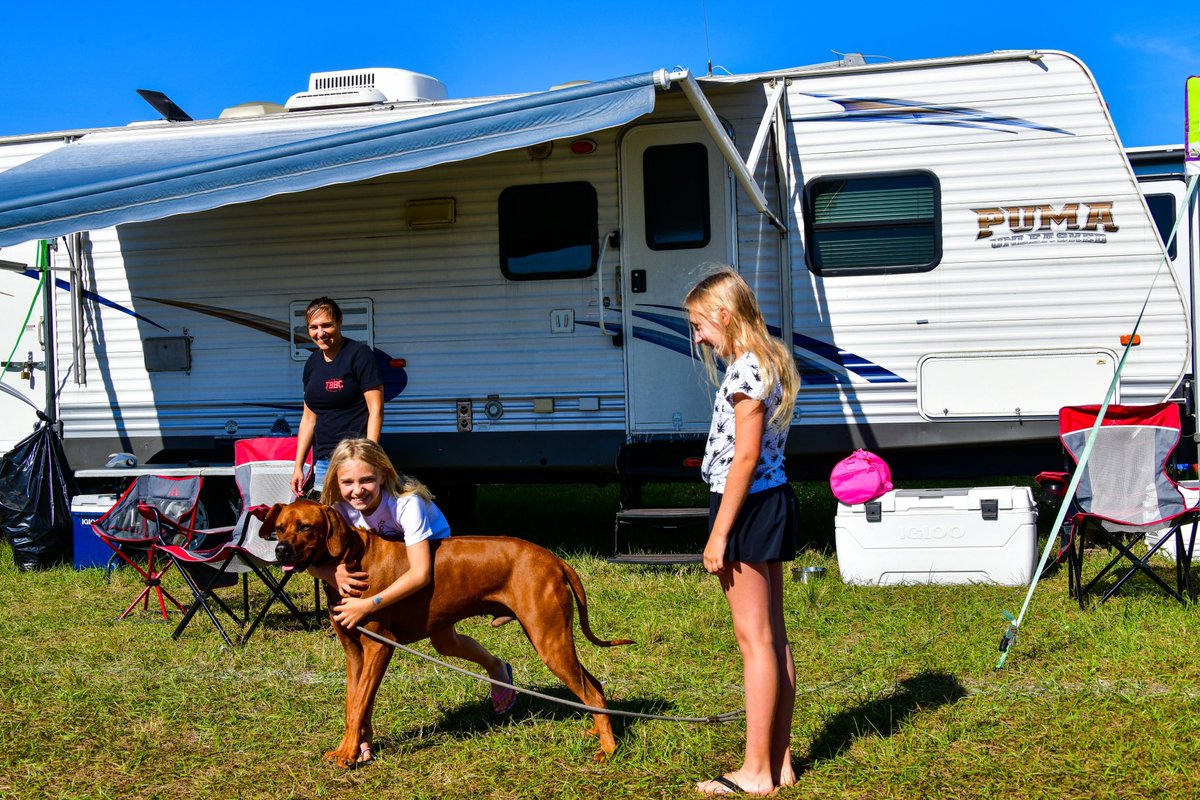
[980,499,999,521]
[865,501,882,523]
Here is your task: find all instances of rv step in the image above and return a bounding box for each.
[615,507,708,524]
[607,552,703,565]
[612,507,707,564]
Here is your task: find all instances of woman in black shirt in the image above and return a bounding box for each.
[291,297,384,496]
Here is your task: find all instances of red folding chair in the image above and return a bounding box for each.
[160,438,315,646]
[91,475,204,620]
[1038,403,1199,608]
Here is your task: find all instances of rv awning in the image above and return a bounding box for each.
[0,72,664,248]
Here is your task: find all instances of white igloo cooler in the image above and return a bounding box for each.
[834,486,1037,586]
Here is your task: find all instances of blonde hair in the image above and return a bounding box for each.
[684,267,800,430]
[320,438,433,506]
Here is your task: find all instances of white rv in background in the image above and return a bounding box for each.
[0,50,1188,488]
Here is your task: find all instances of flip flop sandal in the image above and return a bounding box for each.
[491,661,517,715]
[697,775,777,796]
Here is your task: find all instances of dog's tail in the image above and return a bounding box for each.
[562,561,634,648]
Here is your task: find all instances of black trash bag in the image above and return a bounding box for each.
[0,422,78,571]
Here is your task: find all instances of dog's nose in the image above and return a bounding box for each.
[275,541,294,561]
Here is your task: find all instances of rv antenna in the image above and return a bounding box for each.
[135,89,193,122]
[701,0,713,76]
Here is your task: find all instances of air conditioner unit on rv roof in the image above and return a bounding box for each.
[285,67,448,111]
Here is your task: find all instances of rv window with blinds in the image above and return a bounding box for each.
[804,172,940,276]
[642,142,710,249]
[499,181,598,280]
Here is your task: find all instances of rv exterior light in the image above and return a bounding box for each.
[1120,334,1141,346]
[527,142,554,160]
[406,197,456,227]
[569,139,597,155]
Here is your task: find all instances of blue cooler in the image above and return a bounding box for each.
[70,494,118,570]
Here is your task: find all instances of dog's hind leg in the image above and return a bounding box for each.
[522,616,618,761]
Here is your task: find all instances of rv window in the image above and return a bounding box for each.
[1145,193,1178,260]
[289,298,374,362]
[642,142,710,250]
[804,172,940,276]
[499,182,598,280]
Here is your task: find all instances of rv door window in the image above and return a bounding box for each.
[642,142,711,250]
[499,181,598,280]
[1144,193,1178,260]
[804,172,940,276]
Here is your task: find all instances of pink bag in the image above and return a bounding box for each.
[829,449,893,505]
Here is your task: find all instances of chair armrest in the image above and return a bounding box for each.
[1035,471,1070,498]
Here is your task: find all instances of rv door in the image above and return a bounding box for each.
[619,121,735,434]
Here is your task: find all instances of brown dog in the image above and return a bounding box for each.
[260,498,633,767]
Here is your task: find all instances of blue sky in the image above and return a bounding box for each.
[0,1,1194,147]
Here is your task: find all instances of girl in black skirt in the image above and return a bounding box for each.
[684,267,801,797]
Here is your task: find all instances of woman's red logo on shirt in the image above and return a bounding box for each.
[325,379,344,391]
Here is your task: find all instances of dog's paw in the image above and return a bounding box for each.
[324,748,357,769]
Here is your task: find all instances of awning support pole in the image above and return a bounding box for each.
[668,69,787,234]
[39,240,57,428]
[747,79,788,178]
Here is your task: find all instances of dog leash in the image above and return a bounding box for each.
[354,625,745,723]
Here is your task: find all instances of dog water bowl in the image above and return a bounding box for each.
[792,566,826,583]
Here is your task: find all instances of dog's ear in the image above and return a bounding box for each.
[322,504,351,559]
[257,503,285,539]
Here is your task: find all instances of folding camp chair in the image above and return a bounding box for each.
[160,438,315,646]
[91,475,204,620]
[1036,403,1199,608]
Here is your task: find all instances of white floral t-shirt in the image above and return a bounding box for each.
[701,351,789,494]
[335,493,451,546]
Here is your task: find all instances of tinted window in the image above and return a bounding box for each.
[1145,193,1179,260]
[499,182,597,280]
[643,143,710,250]
[805,172,940,276]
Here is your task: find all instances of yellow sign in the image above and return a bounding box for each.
[1189,76,1200,173]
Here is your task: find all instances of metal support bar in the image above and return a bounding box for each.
[40,242,56,424]
[668,69,786,234]
[747,80,788,177]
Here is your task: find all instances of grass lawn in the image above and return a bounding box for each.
[2,482,1199,799]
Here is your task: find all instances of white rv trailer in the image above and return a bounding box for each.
[0,51,1187,488]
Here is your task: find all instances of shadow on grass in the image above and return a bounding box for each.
[797,670,966,774]
[375,682,699,755]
